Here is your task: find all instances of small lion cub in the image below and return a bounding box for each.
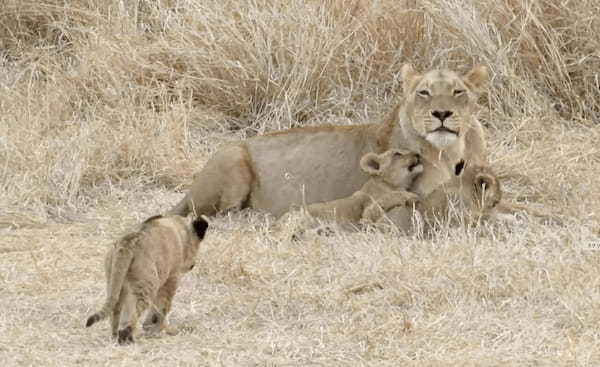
[304,149,423,227]
[86,214,208,345]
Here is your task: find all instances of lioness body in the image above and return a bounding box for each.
[172,125,377,217]
[86,215,208,344]
[305,149,422,225]
[170,64,493,218]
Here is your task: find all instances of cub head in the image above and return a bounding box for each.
[471,166,502,210]
[360,149,423,189]
[183,216,209,272]
[401,64,488,150]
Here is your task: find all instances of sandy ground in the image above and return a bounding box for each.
[3,0,600,365]
[2,183,600,366]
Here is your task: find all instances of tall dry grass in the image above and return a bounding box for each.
[2,0,599,220]
[1,0,600,365]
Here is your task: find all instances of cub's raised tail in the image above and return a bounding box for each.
[86,233,138,328]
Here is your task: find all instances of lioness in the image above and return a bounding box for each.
[170,64,492,218]
[304,149,421,226]
[86,215,209,344]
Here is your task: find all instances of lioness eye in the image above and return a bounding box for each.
[417,90,430,97]
[393,152,403,157]
[453,89,465,96]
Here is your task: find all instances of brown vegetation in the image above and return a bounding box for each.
[1,0,599,364]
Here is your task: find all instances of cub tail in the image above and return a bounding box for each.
[86,233,138,327]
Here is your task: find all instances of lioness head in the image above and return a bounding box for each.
[360,149,423,189]
[401,64,488,150]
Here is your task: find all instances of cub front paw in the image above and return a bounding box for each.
[403,192,420,206]
[472,167,501,209]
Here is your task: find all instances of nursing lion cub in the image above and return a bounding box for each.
[170,64,495,218]
[86,215,208,345]
[304,149,422,227]
[386,163,502,231]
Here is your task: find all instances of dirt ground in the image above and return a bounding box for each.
[2,0,600,365]
[3,174,600,365]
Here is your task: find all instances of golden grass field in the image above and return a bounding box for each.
[1,0,600,365]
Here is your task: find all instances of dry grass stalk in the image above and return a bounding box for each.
[1,0,600,364]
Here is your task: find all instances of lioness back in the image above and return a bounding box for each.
[247,125,378,216]
[174,124,380,218]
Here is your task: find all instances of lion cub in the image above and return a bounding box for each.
[304,149,422,227]
[386,163,502,231]
[86,214,208,345]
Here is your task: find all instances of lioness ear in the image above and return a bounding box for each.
[401,64,419,82]
[463,64,488,95]
[401,64,421,94]
[360,153,383,175]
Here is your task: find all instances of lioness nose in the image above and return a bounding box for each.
[432,110,453,122]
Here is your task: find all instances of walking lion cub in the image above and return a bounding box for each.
[303,149,422,227]
[86,214,209,344]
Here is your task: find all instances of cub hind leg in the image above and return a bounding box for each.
[143,276,178,334]
[110,290,125,338]
[103,252,122,338]
[117,285,156,345]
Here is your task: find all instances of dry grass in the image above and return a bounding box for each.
[1,0,600,365]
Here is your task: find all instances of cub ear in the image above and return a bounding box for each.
[360,152,392,176]
[191,217,209,240]
[401,63,422,95]
[463,64,488,95]
[360,153,383,175]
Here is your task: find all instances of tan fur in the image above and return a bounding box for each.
[170,64,494,219]
[86,215,208,344]
[422,164,501,224]
[304,149,421,227]
[383,164,502,231]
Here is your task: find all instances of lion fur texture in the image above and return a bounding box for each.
[86,215,208,344]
